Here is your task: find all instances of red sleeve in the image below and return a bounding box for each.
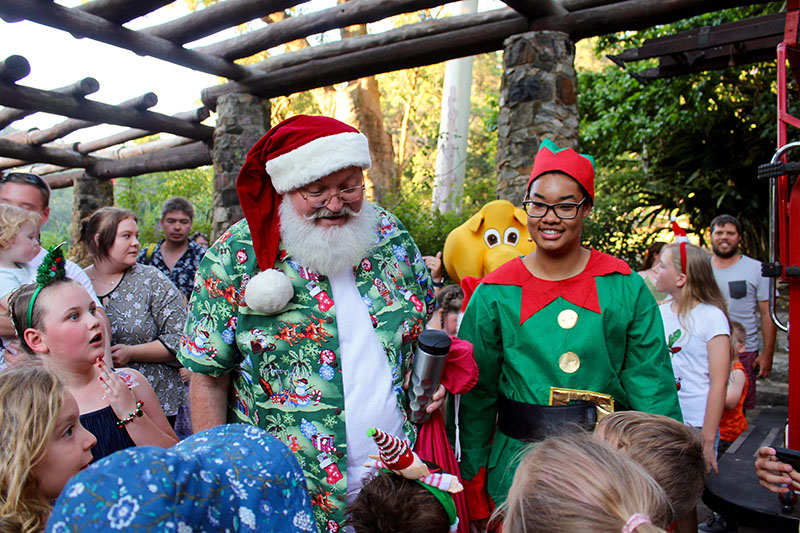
[441,337,478,395]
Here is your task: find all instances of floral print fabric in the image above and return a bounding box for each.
[178,205,435,531]
[47,424,314,532]
[99,263,187,416]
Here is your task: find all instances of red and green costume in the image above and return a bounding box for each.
[450,250,682,518]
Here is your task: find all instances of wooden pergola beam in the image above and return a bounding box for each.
[1,93,159,151]
[144,0,305,46]
[74,108,210,155]
[0,55,31,83]
[0,138,96,168]
[0,83,213,140]
[501,0,568,18]
[0,77,100,131]
[45,140,211,186]
[0,0,258,80]
[202,8,525,107]
[78,0,174,25]
[528,0,764,41]
[196,0,459,61]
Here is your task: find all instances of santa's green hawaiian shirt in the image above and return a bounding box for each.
[179,205,435,532]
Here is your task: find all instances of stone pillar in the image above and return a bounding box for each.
[69,172,114,266]
[210,93,270,240]
[496,31,579,205]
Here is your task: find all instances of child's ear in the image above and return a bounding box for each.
[676,272,687,288]
[23,328,49,354]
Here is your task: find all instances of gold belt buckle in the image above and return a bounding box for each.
[549,387,616,425]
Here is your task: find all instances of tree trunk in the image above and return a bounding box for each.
[433,0,477,213]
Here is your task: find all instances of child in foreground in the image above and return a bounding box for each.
[498,432,669,533]
[700,321,749,533]
[347,427,461,532]
[0,204,42,369]
[9,246,177,462]
[596,411,706,533]
[0,365,96,533]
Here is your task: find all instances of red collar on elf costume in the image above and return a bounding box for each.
[235,115,372,314]
[528,138,596,201]
[478,250,631,323]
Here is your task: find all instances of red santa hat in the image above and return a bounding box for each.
[236,115,372,314]
[527,138,596,201]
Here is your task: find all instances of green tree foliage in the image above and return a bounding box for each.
[580,3,787,266]
[115,166,214,246]
[378,51,501,258]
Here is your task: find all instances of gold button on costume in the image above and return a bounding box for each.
[557,309,578,329]
[558,351,580,373]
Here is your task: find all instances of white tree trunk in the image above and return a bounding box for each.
[432,0,477,214]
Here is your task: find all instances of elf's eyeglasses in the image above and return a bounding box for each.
[522,197,588,219]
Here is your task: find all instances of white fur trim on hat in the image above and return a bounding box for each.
[244,269,294,314]
[267,131,372,194]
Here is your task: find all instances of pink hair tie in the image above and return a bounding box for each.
[622,513,651,533]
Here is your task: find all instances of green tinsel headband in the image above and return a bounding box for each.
[27,242,67,329]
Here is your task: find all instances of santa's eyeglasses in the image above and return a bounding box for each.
[297,179,365,209]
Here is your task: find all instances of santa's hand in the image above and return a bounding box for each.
[425,384,447,413]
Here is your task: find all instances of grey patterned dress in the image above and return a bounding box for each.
[98,263,187,416]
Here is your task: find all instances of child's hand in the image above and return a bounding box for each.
[96,359,138,420]
[704,441,718,475]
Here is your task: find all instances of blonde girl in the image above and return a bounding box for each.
[9,251,177,462]
[654,242,730,474]
[0,365,96,533]
[498,432,669,533]
[0,204,42,368]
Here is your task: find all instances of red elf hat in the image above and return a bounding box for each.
[527,138,596,201]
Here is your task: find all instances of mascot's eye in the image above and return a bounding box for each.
[504,227,520,245]
[483,229,501,248]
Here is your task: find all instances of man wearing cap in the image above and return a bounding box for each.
[450,139,681,528]
[179,115,436,531]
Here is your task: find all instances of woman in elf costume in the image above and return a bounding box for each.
[450,139,682,530]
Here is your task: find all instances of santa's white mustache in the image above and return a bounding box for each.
[304,204,359,220]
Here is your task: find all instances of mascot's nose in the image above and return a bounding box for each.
[484,245,525,275]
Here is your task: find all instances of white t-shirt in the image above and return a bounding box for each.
[328,267,405,505]
[660,301,729,426]
[30,247,101,306]
[0,264,34,365]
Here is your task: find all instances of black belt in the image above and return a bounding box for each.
[497,394,599,441]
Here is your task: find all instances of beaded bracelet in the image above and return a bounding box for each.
[116,400,144,428]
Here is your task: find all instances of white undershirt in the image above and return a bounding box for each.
[328,267,405,505]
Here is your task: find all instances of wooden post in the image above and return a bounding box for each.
[496,31,579,205]
[69,171,114,266]
[210,93,269,241]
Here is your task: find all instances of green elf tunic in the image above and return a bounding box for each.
[453,250,682,517]
[178,208,434,532]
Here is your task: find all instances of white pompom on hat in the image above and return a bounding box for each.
[236,115,372,314]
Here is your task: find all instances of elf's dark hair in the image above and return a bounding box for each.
[346,471,450,533]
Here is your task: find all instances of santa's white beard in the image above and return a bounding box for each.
[279,200,378,275]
